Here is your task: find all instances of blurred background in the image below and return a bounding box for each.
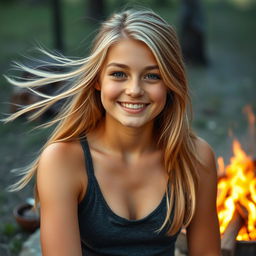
[0,0,255,255]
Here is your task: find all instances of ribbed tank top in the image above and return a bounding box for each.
[78,138,180,256]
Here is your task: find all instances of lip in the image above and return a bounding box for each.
[117,101,149,114]
[118,101,149,104]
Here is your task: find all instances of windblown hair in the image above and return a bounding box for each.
[4,8,199,235]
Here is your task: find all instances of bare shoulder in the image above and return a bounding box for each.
[37,142,87,255]
[191,136,218,189]
[37,140,87,203]
[186,137,221,255]
[193,136,217,175]
[194,137,215,166]
[39,141,85,167]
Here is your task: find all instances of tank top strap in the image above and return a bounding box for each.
[80,138,95,180]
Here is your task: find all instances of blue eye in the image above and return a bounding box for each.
[144,73,161,80]
[110,71,126,79]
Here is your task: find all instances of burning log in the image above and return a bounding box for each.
[221,209,244,256]
[221,202,248,255]
[236,202,249,223]
[217,138,256,242]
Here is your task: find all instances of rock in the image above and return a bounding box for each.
[19,229,41,256]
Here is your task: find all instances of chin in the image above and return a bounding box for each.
[119,119,147,128]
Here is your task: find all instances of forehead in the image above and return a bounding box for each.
[103,38,158,68]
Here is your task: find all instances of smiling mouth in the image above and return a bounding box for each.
[118,102,149,110]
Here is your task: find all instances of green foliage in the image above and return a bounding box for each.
[2,223,18,237]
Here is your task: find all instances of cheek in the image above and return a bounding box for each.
[101,82,122,103]
[150,85,167,106]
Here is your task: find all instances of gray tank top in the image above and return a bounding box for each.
[78,138,180,256]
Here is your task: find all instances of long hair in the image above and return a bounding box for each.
[3,8,199,235]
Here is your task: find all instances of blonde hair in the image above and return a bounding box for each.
[4,8,199,235]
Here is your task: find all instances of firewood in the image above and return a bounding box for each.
[236,202,249,223]
[221,209,244,256]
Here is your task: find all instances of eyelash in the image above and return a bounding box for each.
[144,73,161,80]
[109,72,161,80]
[110,71,126,79]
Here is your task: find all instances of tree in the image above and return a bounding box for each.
[87,0,105,22]
[155,0,169,6]
[180,0,208,66]
[51,0,64,52]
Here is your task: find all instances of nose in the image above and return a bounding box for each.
[125,78,144,97]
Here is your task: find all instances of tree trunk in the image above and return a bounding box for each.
[180,0,208,66]
[87,0,105,22]
[155,0,169,6]
[51,0,64,52]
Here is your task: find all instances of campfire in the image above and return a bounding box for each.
[217,106,256,255]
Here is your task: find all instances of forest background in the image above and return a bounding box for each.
[0,0,255,255]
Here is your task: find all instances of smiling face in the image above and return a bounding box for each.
[97,38,167,129]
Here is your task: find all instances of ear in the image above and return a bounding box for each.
[95,81,101,91]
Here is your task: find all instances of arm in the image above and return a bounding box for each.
[186,138,221,256]
[37,142,86,256]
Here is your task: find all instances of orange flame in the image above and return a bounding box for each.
[243,105,255,128]
[244,105,255,156]
[217,140,256,240]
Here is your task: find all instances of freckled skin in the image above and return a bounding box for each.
[97,38,167,129]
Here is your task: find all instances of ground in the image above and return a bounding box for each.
[0,0,255,255]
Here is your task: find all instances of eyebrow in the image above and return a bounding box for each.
[106,63,159,71]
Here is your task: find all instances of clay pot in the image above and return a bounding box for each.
[13,203,40,232]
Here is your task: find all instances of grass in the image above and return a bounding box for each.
[0,0,255,255]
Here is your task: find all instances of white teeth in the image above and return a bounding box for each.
[120,103,146,109]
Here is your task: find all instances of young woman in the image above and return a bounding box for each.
[5,9,221,256]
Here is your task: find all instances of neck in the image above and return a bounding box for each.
[89,116,157,162]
